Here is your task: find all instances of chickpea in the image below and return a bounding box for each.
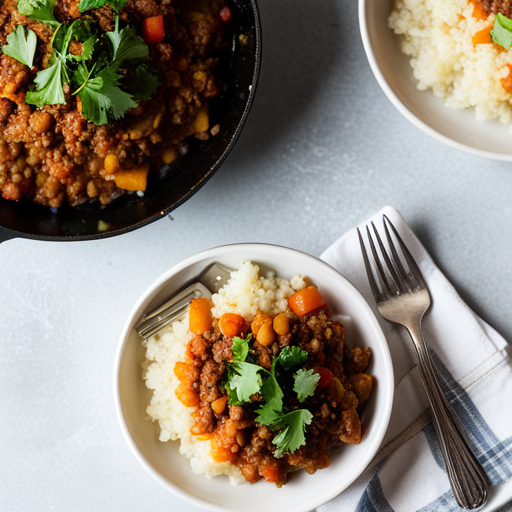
[236,430,247,447]
[162,149,178,165]
[104,154,119,174]
[211,396,228,414]
[256,318,276,347]
[30,112,55,134]
[273,313,290,335]
[251,313,271,336]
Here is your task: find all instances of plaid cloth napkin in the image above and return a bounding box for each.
[317,206,512,512]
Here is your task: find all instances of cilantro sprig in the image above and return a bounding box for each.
[1,0,159,125]
[2,26,37,69]
[224,335,319,457]
[17,0,58,25]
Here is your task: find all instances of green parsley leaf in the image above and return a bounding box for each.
[232,335,251,363]
[229,362,262,403]
[272,409,313,457]
[26,59,66,106]
[17,0,58,25]
[275,345,309,371]
[293,368,320,403]
[491,13,512,50]
[255,374,283,425]
[2,25,38,69]
[108,22,149,69]
[79,0,128,13]
[125,65,159,101]
[74,64,136,125]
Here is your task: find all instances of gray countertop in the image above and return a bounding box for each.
[1,0,511,510]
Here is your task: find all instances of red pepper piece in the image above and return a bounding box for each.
[142,16,165,44]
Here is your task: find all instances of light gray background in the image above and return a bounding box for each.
[1,0,511,510]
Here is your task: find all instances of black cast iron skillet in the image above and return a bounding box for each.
[0,0,261,244]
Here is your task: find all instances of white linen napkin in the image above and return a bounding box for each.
[318,206,512,512]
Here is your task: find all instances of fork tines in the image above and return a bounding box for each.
[358,215,426,301]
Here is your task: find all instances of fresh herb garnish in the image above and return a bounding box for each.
[229,362,263,403]
[17,0,58,25]
[232,335,250,362]
[79,0,128,13]
[20,9,159,125]
[293,368,320,403]
[275,345,309,370]
[224,334,320,457]
[271,410,313,458]
[1,25,38,69]
[491,13,512,50]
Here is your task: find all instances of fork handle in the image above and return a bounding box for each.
[407,323,489,509]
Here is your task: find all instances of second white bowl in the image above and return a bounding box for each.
[114,243,394,512]
[359,0,512,161]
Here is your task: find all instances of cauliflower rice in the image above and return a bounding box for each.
[389,0,512,123]
[142,261,306,484]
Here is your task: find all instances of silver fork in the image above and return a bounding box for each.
[358,215,488,510]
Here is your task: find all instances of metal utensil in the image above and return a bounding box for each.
[358,215,488,510]
[135,262,232,339]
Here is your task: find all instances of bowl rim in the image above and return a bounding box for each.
[358,0,512,162]
[113,242,395,511]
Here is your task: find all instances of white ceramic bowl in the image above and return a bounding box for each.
[114,243,394,512]
[359,0,512,161]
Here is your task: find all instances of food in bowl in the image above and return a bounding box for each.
[143,261,374,486]
[0,0,231,207]
[389,0,512,123]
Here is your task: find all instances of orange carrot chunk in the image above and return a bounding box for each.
[288,286,326,317]
[189,297,213,334]
[472,25,493,46]
[219,313,247,337]
[175,382,200,407]
[502,64,512,93]
[471,2,488,20]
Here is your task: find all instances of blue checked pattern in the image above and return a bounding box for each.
[355,350,512,512]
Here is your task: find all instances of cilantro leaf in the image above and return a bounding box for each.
[17,0,58,24]
[125,65,159,101]
[232,335,250,362]
[272,409,313,457]
[2,25,37,69]
[108,23,149,68]
[74,64,136,125]
[491,13,512,50]
[275,346,309,371]
[255,374,283,425]
[229,362,262,403]
[79,0,128,13]
[293,369,320,403]
[26,59,66,106]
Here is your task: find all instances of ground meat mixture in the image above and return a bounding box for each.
[0,0,230,207]
[175,303,374,486]
[474,0,512,17]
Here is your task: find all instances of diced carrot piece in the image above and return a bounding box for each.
[472,25,493,46]
[471,2,488,20]
[288,286,326,317]
[189,298,213,334]
[502,64,512,93]
[174,361,199,383]
[261,466,280,483]
[113,164,150,191]
[219,313,247,337]
[210,438,237,463]
[175,382,200,407]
